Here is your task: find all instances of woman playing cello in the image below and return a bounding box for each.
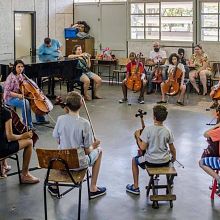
[3,60,49,129]
[119,52,147,104]
[157,53,186,105]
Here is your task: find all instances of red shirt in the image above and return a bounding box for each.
[126,61,144,78]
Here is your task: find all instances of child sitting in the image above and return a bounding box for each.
[126,105,176,194]
[199,123,220,195]
[51,91,106,199]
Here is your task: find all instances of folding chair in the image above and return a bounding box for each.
[36,148,90,220]
[112,58,129,85]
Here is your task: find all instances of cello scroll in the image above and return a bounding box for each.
[135,109,147,156]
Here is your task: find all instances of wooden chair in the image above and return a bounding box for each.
[112,58,129,85]
[0,152,21,183]
[36,148,90,220]
[146,167,177,209]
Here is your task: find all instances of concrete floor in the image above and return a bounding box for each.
[1,83,220,220]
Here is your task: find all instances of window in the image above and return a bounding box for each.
[161,2,193,41]
[130,1,193,41]
[200,2,219,41]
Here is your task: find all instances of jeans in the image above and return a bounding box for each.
[6,97,45,128]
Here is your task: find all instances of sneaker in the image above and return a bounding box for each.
[126,184,140,195]
[48,186,59,197]
[138,97,145,104]
[176,101,184,106]
[33,121,50,125]
[216,187,220,196]
[157,100,167,104]
[119,98,128,103]
[210,102,218,109]
[89,187,106,199]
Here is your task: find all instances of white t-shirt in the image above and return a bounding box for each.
[140,125,174,164]
[168,63,185,75]
[53,114,93,149]
[149,50,167,63]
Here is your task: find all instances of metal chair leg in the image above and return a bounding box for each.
[87,170,91,200]
[44,182,48,220]
[78,183,82,220]
[15,154,21,184]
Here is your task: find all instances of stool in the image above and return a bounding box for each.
[210,170,220,200]
[146,167,177,209]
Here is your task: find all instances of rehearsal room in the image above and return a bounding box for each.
[1,0,220,220]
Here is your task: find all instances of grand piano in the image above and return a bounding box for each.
[0,55,82,97]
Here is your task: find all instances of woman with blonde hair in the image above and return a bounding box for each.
[189,44,212,96]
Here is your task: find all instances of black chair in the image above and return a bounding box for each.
[0,153,21,183]
[66,68,95,99]
[36,148,90,220]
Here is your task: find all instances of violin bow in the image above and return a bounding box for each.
[82,98,96,140]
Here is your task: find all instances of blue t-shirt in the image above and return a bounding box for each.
[38,39,61,57]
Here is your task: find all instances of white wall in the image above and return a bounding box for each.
[0,0,73,60]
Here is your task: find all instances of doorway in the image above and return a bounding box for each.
[14,11,36,59]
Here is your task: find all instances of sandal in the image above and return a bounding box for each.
[126,184,140,195]
[21,173,40,184]
[84,95,92,101]
[94,95,102,99]
[4,165,11,172]
[0,164,7,178]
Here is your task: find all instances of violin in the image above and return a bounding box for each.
[5,105,39,146]
[163,65,183,96]
[20,74,53,116]
[126,53,144,91]
[135,109,147,156]
[152,61,163,83]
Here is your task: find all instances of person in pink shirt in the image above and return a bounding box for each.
[4,60,47,129]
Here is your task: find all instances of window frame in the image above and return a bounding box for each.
[199,1,220,42]
[129,0,193,42]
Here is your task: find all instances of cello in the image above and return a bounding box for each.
[135,109,147,156]
[152,61,163,83]
[163,64,183,96]
[21,74,53,116]
[125,53,144,92]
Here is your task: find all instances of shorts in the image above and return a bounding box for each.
[80,71,96,80]
[0,141,19,158]
[201,157,220,170]
[87,147,101,166]
[134,155,170,169]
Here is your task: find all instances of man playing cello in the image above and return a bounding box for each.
[119,52,147,104]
